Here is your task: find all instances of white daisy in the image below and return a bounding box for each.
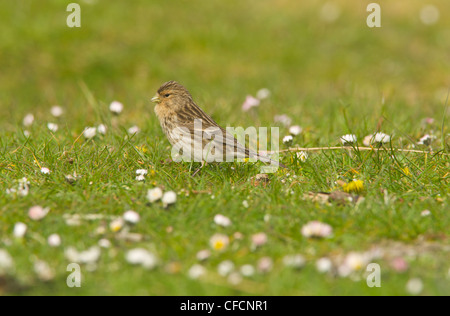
[23,113,34,127]
[147,187,163,203]
[128,125,140,134]
[256,88,271,100]
[162,191,177,207]
[97,124,107,135]
[50,105,64,117]
[123,210,140,224]
[213,214,232,227]
[109,101,123,114]
[340,134,357,145]
[47,123,58,132]
[283,135,293,144]
[289,125,303,136]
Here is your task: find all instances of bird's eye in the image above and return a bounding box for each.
[164,93,170,97]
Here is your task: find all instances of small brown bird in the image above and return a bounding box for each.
[151,81,285,173]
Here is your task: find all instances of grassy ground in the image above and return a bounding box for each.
[0,0,449,295]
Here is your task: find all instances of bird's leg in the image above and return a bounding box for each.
[191,161,206,177]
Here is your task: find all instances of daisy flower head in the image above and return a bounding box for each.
[251,232,268,247]
[340,134,357,145]
[296,151,308,162]
[123,210,140,224]
[242,95,260,112]
[97,124,107,135]
[342,179,364,193]
[13,222,27,238]
[147,187,163,203]
[28,205,50,221]
[256,88,271,100]
[128,125,140,134]
[83,127,97,139]
[209,233,230,252]
[47,123,58,133]
[283,135,293,145]
[162,191,177,207]
[50,105,64,118]
[23,113,34,127]
[417,134,435,146]
[109,101,123,114]
[214,214,232,227]
[301,221,333,238]
[40,167,51,175]
[289,125,303,136]
[274,114,292,127]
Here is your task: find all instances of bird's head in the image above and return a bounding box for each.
[151,81,193,111]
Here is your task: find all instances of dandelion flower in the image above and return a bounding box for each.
[209,233,229,252]
[242,95,260,111]
[109,101,123,114]
[147,187,163,203]
[342,179,364,193]
[301,221,333,238]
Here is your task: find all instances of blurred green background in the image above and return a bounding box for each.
[1,0,449,134]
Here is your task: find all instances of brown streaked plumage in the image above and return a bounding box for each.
[151,80,285,168]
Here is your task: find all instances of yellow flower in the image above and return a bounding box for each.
[135,145,148,154]
[342,180,364,193]
[402,167,410,176]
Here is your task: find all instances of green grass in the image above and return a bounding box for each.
[0,0,449,295]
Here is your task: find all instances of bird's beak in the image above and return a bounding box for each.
[151,94,161,104]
